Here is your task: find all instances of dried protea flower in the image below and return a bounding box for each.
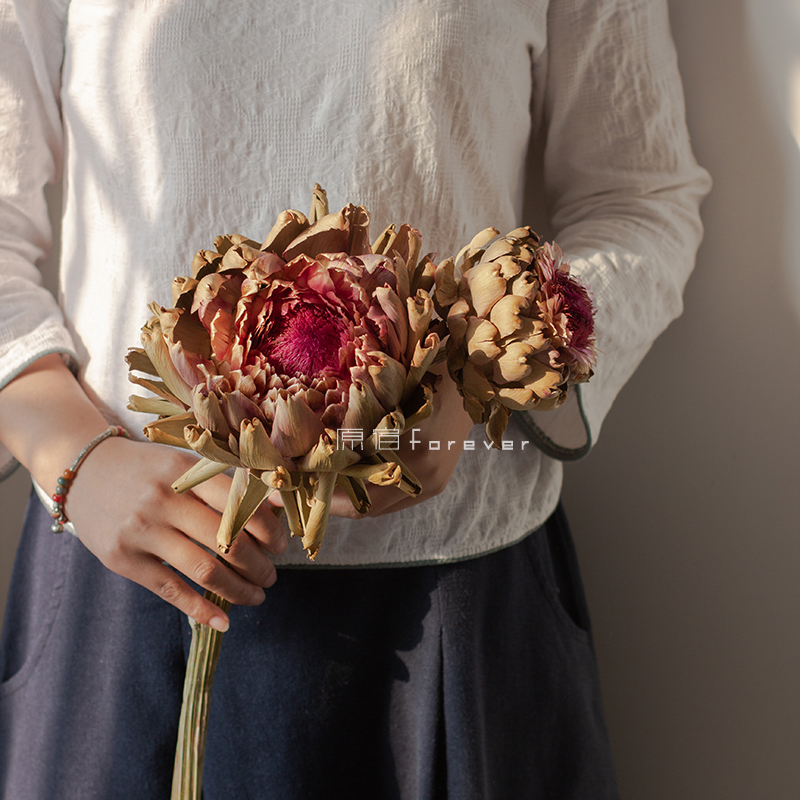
[127,186,440,559]
[435,226,596,448]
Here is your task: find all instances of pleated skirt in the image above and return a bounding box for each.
[0,494,619,799]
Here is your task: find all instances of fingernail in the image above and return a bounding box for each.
[209,616,229,633]
[250,586,266,605]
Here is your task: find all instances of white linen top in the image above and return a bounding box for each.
[0,0,710,565]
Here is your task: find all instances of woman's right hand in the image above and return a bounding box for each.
[0,355,286,631]
[67,436,287,631]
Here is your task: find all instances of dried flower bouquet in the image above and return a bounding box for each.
[126,186,596,799]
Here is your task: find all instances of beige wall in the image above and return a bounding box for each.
[2,1,798,796]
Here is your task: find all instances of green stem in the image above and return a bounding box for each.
[170,589,231,800]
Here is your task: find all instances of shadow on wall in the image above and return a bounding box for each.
[560,1,800,799]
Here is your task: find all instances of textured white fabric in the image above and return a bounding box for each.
[0,0,710,564]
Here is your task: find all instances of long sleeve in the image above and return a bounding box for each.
[0,0,75,478]
[518,0,712,459]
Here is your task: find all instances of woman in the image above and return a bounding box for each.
[0,0,709,796]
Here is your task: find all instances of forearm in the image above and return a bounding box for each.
[0,354,112,491]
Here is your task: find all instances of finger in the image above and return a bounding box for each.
[242,503,288,554]
[217,529,279,589]
[139,558,233,632]
[157,493,278,589]
[154,529,271,607]
[328,484,400,519]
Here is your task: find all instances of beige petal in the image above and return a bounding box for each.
[213,233,260,255]
[510,271,538,301]
[216,468,271,553]
[296,431,361,472]
[403,333,441,402]
[405,290,433,362]
[517,359,564,399]
[172,457,230,493]
[339,461,402,486]
[493,341,535,384]
[308,183,329,223]
[489,295,529,338]
[366,351,407,410]
[371,223,396,256]
[336,473,371,515]
[125,347,159,377]
[465,318,501,366]
[401,378,437,430]
[446,297,471,349]
[461,360,495,401]
[282,210,348,261]
[271,393,325,458]
[342,380,384,435]
[494,386,536,411]
[171,276,199,308]
[517,318,549,352]
[485,401,510,449]
[300,471,337,560]
[411,255,436,296]
[362,409,405,456]
[260,209,309,255]
[279,488,305,539]
[129,373,185,405]
[454,226,500,268]
[372,451,421,496]
[191,249,223,280]
[494,255,522,281]
[261,465,297,492]
[192,386,231,437]
[393,252,411,305]
[239,418,292,471]
[140,317,194,406]
[142,411,197,450]
[128,394,186,417]
[220,247,248,271]
[184,425,242,467]
[479,237,515,263]
[344,203,371,256]
[433,257,459,311]
[373,286,409,356]
[466,261,507,318]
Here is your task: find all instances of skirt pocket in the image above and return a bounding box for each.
[522,504,592,643]
[0,493,72,696]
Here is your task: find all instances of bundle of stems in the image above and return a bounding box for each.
[170,587,230,800]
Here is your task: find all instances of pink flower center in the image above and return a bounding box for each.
[265,304,349,377]
[552,273,594,351]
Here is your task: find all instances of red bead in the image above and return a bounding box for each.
[53,493,65,503]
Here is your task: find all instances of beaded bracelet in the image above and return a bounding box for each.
[50,425,128,533]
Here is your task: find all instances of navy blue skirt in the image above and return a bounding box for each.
[0,495,618,799]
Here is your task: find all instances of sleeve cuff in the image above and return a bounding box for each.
[512,385,592,462]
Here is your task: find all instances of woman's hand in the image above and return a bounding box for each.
[322,364,476,519]
[67,437,286,631]
[0,355,286,631]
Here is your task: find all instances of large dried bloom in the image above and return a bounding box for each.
[128,186,440,559]
[434,226,596,447]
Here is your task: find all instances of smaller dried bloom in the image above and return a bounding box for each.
[435,227,596,448]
